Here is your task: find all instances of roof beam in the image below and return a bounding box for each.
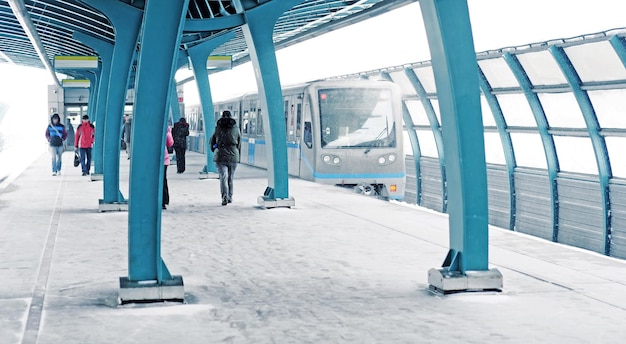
[0,49,14,64]
[7,0,61,86]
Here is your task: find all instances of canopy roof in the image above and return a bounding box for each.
[0,0,416,70]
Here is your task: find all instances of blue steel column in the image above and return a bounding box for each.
[236,0,305,201]
[550,46,613,255]
[504,52,560,242]
[405,67,447,212]
[128,0,189,282]
[83,0,142,204]
[478,66,517,230]
[420,0,489,272]
[187,32,235,173]
[72,31,113,176]
[382,71,422,205]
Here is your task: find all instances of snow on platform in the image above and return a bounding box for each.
[1,152,625,343]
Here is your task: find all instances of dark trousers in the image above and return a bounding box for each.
[79,147,92,174]
[174,146,186,173]
[163,165,169,207]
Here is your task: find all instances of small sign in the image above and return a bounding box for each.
[62,79,90,88]
[54,55,98,69]
[207,55,232,70]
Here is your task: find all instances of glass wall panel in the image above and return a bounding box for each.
[588,89,626,129]
[606,137,626,178]
[480,95,496,127]
[496,93,537,127]
[405,100,430,126]
[389,70,417,96]
[538,92,586,128]
[510,132,547,169]
[484,132,506,164]
[517,51,567,86]
[415,129,438,157]
[413,66,437,94]
[478,57,520,88]
[402,130,413,157]
[565,41,626,82]
[553,136,598,175]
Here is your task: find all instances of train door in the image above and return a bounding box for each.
[299,95,315,181]
[285,94,302,176]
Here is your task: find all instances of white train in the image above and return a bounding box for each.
[186,79,406,200]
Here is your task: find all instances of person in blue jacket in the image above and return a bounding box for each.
[45,113,68,176]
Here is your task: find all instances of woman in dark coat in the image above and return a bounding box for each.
[209,110,241,206]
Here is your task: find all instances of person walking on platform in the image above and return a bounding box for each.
[45,113,68,176]
[122,114,132,159]
[74,115,95,176]
[65,117,74,152]
[163,127,174,210]
[210,110,241,206]
[172,117,189,173]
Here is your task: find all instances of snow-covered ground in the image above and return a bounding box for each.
[1,152,625,343]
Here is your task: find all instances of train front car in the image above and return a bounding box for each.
[301,80,406,200]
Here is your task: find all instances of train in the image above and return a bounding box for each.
[185,79,406,200]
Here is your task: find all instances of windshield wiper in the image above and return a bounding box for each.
[364,127,389,154]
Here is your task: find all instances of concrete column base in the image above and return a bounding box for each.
[98,199,128,212]
[428,268,502,295]
[119,275,184,304]
[198,172,219,180]
[90,173,103,181]
[257,196,296,209]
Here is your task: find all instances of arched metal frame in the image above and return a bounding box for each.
[477,66,517,231]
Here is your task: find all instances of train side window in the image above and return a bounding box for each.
[242,110,250,134]
[304,121,312,149]
[257,109,264,137]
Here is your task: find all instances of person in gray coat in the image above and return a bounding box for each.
[122,114,132,159]
[210,110,241,206]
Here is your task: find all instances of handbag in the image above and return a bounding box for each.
[74,150,80,167]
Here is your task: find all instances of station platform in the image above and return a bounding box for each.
[1,151,626,344]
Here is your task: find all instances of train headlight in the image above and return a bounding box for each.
[322,154,341,165]
[377,154,397,165]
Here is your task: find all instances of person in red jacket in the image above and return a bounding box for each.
[74,115,95,176]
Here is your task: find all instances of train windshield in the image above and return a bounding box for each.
[318,88,396,149]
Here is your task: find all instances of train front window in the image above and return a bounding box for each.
[318,88,395,149]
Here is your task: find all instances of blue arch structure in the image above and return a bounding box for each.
[187,32,236,177]
[550,46,613,255]
[381,71,423,205]
[419,0,501,291]
[404,67,447,213]
[72,31,113,178]
[236,0,303,206]
[477,67,517,231]
[504,52,561,242]
[82,0,143,211]
[121,0,190,303]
